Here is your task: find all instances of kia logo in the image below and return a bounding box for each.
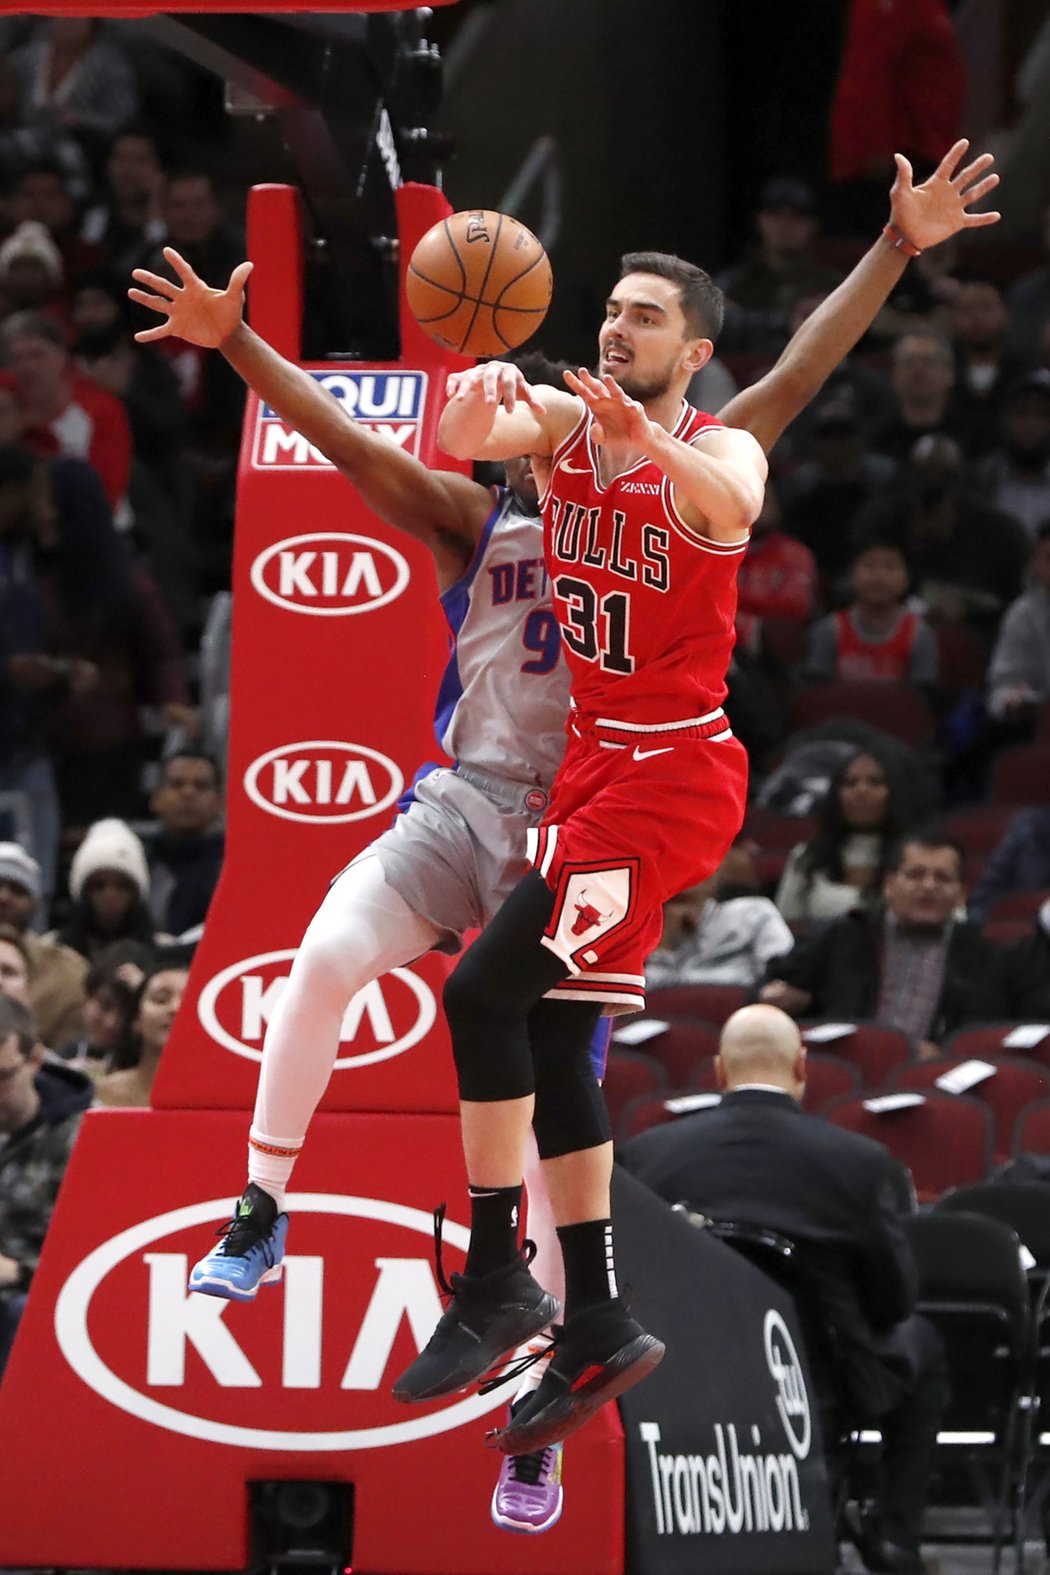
[198,949,435,1068]
[54,1195,509,1449]
[244,741,403,825]
[250,533,410,617]
[764,1308,811,1460]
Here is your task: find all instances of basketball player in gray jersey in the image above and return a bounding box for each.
[129,139,998,1529]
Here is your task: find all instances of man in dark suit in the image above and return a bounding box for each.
[761,832,1002,1055]
[622,1004,949,1575]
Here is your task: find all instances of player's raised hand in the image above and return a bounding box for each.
[889,140,1001,252]
[445,361,546,414]
[564,368,651,449]
[128,247,253,348]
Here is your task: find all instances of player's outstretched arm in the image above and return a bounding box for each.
[438,361,577,461]
[564,368,766,541]
[720,140,1001,455]
[129,248,490,564]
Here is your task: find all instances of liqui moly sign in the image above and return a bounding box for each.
[252,371,427,467]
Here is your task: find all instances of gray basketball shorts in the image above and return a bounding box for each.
[347,765,549,954]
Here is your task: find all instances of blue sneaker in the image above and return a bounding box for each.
[189,1183,288,1302]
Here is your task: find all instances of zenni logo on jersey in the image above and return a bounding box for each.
[244,740,403,824]
[251,533,410,617]
[252,371,427,467]
[197,948,436,1067]
[54,1194,509,1449]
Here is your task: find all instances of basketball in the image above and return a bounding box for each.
[405,209,553,357]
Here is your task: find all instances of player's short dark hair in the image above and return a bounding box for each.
[1036,519,1050,543]
[618,251,724,342]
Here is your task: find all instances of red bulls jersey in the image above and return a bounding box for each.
[833,608,918,681]
[539,401,745,728]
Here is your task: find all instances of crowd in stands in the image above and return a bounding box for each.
[2,11,1050,1565]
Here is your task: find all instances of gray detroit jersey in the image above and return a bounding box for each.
[432,487,568,790]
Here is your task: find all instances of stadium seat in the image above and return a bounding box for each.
[982,919,1033,945]
[942,805,1014,857]
[933,621,987,695]
[602,1048,666,1137]
[1012,1096,1050,1158]
[905,1211,1032,1569]
[616,1087,720,1144]
[636,1021,721,1089]
[987,746,1050,806]
[985,890,1050,923]
[800,1051,862,1111]
[742,808,817,850]
[890,1056,1050,1164]
[789,682,935,748]
[645,984,748,1026]
[937,1182,1050,1282]
[760,616,809,670]
[801,1021,913,1090]
[944,1025,1050,1072]
[825,1092,994,1202]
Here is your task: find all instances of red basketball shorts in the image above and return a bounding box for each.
[525,709,748,1011]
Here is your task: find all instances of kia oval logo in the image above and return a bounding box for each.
[764,1308,811,1460]
[250,533,410,617]
[198,949,435,1068]
[244,741,403,825]
[54,1194,509,1449]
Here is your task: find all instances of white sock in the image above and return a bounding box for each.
[514,1340,554,1403]
[247,1129,304,1213]
[243,853,440,1213]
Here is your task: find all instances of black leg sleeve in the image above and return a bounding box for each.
[443,871,569,1102]
[528,995,611,1159]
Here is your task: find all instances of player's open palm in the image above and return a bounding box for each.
[128,246,253,348]
[889,139,1000,252]
[564,368,650,449]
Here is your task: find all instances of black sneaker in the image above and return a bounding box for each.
[392,1207,559,1402]
[488,1297,665,1453]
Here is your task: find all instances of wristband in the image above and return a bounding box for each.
[883,223,922,258]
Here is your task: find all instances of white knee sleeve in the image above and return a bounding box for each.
[251,854,440,1148]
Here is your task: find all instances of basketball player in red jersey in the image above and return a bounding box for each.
[393,143,1001,1454]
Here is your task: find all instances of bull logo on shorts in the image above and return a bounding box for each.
[571,888,614,937]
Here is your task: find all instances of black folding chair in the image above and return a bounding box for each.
[906,1211,1033,1573]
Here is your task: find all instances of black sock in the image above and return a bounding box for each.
[557,1218,617,1319]
[465,1184,523,1277]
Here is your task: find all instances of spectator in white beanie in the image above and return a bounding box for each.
[54,818,155,963]
[0,841,87,1043]
[0,220,64,313]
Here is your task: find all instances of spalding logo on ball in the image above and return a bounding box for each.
[406,209,552,357]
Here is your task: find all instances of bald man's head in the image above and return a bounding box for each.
[716,1005,806,1098]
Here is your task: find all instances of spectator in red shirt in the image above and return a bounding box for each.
[830,0,965,233]
[736,481,818,655]
[804,535,939,687]
[1,309,131,519]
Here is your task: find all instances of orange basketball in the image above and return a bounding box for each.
[405,209,552,357]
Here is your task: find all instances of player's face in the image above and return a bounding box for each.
[598,273,706,402]
[504,454,539,507]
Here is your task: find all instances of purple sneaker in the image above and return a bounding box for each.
[491,1436,564,1534]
